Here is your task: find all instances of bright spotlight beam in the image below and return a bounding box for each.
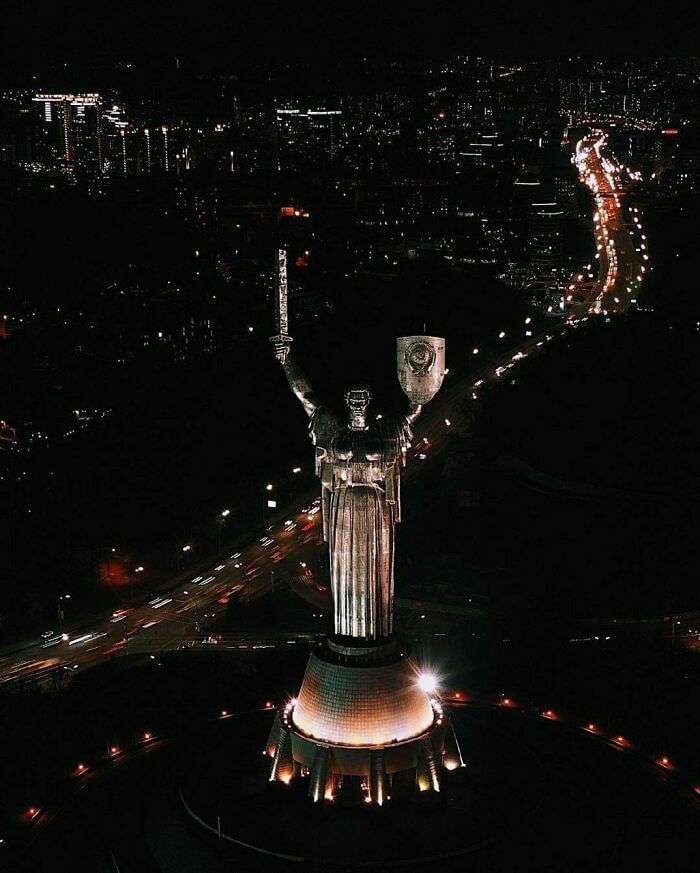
[417,671,439,694]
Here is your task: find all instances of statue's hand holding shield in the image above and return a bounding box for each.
[397,336,446,405]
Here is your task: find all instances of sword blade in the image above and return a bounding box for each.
[276,248,288,336]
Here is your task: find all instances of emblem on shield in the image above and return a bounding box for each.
[397,336,446,405]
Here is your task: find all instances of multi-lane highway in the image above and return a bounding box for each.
[0,326,567,686]
[567,130,647,316]
[0,502,327,686]
[0,128,651,687]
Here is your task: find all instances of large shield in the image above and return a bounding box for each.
[397,336,446,405]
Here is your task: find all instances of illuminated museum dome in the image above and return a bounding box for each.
[292,649,434,747]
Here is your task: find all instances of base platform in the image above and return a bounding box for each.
[265,637,462,801]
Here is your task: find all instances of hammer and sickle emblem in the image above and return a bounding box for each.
[405,340,436,375]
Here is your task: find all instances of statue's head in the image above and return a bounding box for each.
[344,386,372,430]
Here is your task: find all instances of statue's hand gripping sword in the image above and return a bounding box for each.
[270,247,293,364]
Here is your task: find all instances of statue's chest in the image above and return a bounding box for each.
[333,428,384,463]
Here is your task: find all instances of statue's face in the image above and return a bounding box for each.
[345,387,371,428]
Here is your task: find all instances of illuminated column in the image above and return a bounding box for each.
[308,745,331,803]
[369,750,388,805]
[266,713,283,758]
[443,722,465,771]
[269,727,294,784]
[416,736,441,793]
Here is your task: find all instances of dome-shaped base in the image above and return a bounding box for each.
[292,648,434,747]
[265,641,463,802]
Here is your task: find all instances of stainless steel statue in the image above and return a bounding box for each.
[265,265,460,803]
[271,324,445,641]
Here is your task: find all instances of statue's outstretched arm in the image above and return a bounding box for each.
[272,339,320,418]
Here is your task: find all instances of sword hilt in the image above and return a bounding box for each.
[270,334,293,364]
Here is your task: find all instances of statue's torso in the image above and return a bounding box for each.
[309,406,413,537]
[309,409,411,486]
[332,428,384,484]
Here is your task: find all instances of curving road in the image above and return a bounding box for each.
[567,130,648,317]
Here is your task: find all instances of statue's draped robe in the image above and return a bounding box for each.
[309,408,414,640]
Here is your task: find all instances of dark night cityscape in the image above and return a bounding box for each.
[2,1,700,870]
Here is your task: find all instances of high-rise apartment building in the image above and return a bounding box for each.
[32,94,104,173]
[274,106,342,173]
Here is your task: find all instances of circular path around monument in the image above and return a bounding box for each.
[176,707,699,871]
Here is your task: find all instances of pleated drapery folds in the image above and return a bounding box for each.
[309,407,414,642]
[329,483,394,639]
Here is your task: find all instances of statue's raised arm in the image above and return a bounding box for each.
[271,337,320,419]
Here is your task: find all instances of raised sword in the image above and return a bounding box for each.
[269,247,292,361]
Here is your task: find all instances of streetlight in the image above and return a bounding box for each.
[126,564,144,602]
[57,593,70,631]
[218,510,231,550]
[178,544,192,572]
[262,484,277,519]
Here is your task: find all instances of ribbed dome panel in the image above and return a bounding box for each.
[292,652,434,747]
